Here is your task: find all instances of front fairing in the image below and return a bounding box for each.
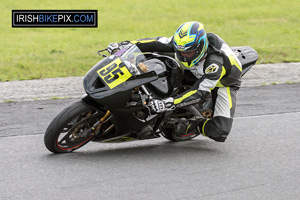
[83,46,158,108]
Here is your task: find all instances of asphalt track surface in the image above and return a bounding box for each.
[0,83,300,200]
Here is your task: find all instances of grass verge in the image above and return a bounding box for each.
[1,0,299,81]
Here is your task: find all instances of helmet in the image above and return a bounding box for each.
[173,21,208,68]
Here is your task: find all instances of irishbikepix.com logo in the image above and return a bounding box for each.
[12,10,98,28]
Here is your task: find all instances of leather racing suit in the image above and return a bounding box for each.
[120,33,242,142]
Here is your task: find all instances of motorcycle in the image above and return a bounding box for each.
[44,44,258,153]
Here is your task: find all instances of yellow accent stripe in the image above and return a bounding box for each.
[181,61,191,68]
[215,66,227,88]
[229,55,242,72]
[227,87,232,109]
[185,124,192,133]
[197,23,204,31]
[174,90,197,105]
[131,39,156,44]
[97,58,132,89]
[202,119,210,136]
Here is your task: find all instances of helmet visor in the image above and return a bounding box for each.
[180,50,196,58]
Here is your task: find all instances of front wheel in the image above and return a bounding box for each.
[44,100,104,153]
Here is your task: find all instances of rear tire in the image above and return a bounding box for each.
[44,100,104,153]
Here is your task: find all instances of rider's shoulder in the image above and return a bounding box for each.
[207,33,227,50]
[205,52,223,66]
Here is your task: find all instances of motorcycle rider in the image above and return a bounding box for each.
[107,21,242,142]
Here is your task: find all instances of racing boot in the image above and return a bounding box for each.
[175,116,206,137]
[182,116,228,142]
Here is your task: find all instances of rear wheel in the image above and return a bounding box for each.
[44,101,105,153]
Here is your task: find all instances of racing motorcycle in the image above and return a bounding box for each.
[44,44,258,153]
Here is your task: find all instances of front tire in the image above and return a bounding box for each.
[44,100,104,153]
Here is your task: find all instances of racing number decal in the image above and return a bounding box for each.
[97,58,132,89]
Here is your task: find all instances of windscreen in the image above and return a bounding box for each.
[116,45,147,75]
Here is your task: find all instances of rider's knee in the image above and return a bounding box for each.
[201,117,232,142]
[205,126,229,142]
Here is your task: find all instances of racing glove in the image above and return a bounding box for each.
[107,41,131,55]
[107,43,120,55]
[149,97,175,113]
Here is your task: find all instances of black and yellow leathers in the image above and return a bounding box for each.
[118,33,242,142]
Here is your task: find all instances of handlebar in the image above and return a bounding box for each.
[97,48,108,56]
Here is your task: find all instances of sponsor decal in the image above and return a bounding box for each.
[12,10,97,28]
[177,45,185,50]
[176,98,201,108]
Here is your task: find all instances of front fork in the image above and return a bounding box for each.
[92,110,111,135]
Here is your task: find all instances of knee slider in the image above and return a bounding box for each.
[209,129,229,142]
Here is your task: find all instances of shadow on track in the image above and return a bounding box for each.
[44,137,229,162]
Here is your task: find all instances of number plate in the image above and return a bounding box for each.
[97,58,132,89]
